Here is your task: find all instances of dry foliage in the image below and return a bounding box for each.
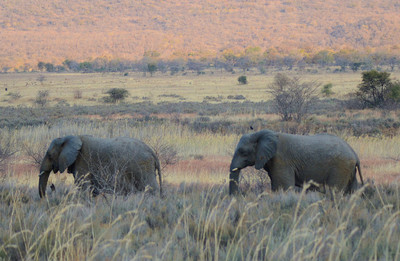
[267,73,319,122]
[1,0,400,68]
[1,182,399,260]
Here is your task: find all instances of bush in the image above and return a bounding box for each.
[34,90,49,107]
[103,88,129,103]
[238,75,247,85]
[0,133,15,175]
[356,70,399,108]
[227,95,246,100]
[6,92,21,101]
[267,73,319,122]
[321,83,334,97]
[388,81,400,102]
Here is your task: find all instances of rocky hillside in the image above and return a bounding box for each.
[1,0,399,68]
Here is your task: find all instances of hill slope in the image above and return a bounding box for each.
[1,0,399,68]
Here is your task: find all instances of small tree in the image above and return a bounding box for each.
[35,90,49,107]
[45,63,55,72]
[267,73,319,122]
[37,75,46,85]
[147,63,157,76]
[321,83,334,97]
[356,70,396,108]
[388,81,400,102]
[37,61,46,71]
[238,75,248,85]
[0,137,15,175]
[79,61,93,73]
[104,88,129,103]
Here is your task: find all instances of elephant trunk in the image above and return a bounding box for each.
[229,169,240,195]
[39,170,50,198]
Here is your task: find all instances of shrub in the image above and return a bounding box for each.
[103,88,129,103]
[7,92,21,101]
[388,81,400,102]
[267,73,319,122]
[321,83,334,97]
[34,90,49,107]
[74,90,82,99]
[238,75,247,85]
[0,133,15,175]
[37,75,46,84]
[147,63,157,76]
[227,95,246,100]
[356,70,398,108]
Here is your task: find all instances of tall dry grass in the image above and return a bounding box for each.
[2,69,400,260]
[1,181,399,260]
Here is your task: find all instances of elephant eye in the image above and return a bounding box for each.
[238,148,248,156]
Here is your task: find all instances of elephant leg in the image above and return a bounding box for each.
[344,169,359,194]
[270,167,295,191]
[146,174,158,195]
[325,167,353,192]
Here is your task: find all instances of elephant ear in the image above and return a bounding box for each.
[254,130,278,170]
[58,136,82,173]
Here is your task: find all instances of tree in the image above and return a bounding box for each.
[63,59,79,71]
[0,135,15,175]
[104,88,129,103]
[351,62,363,72]
[356,70,394,108]
[388,81,400,102]
[187,59,206,74]
[79,62,93,73]
[321,83,334,97]
[238,75,248,85]
[45,63,54,72]
[34,90,49,107]
[237,56,252,73]
[267,73,319,122]
[37,62,45,71]
[312,50,334,67]
[147,63,157,76]
[37,75,46,85]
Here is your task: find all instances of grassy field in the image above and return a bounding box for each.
[2,70,399,106]
[1,70,400,260]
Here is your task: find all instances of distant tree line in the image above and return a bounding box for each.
[16,48,400,74]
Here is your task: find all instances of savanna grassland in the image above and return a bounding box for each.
[1,70,400,260]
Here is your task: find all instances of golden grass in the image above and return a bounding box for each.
[1,180,400,260]
[5,120,400,188]
[3,71,399,107]
[2,71,400,259]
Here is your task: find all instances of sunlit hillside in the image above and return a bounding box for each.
[1,0,400,68]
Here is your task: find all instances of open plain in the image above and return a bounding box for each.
[1,70,400,260]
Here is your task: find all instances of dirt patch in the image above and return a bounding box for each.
[167,156,230,175]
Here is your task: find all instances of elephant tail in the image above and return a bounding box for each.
[356,160,364,185]
[155,157,162,196]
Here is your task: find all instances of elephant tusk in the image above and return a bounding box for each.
[39,171,45,177]
[232,168,239,172]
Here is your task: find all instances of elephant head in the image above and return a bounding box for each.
[39,136,82,198]
[229,130,278,195]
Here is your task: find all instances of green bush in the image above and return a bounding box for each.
[103,88,129,103]
[388,81,400,102]
[321,83,334,97]
[238,75,247,85]
[356,70,399,108]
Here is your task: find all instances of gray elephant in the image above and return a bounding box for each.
[39,135,162,198]
[229,130,364,194]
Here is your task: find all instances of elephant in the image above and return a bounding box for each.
[39,135,162,198]
[229,130,364,195]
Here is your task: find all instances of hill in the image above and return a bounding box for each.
[1,0,400,69]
